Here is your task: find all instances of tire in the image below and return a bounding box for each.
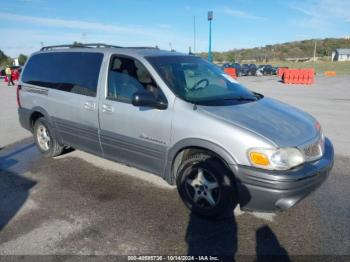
[176,153,237,217]
[34,117,64,157]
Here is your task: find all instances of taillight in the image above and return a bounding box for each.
[17,85,22,108]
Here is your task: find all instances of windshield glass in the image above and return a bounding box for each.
[146,55,258,105]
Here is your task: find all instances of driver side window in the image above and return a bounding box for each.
[107,56,163,103]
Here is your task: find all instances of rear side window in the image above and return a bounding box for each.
[22,52,103,97]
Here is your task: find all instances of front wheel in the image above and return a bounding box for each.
[34,117,64,157]
[176,154,237,217]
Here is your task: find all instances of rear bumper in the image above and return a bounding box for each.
[231,138,334,212]
[18,107,32,132]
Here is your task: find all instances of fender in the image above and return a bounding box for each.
[31,106,52,123]
[163,138,238,184]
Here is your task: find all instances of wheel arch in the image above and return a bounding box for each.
[29,106,52,131]
[29,107,63,144]
[164,138,238,185]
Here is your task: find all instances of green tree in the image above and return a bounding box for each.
[18,54,28,65]
[73,41,83,46]
[0,50,11,67]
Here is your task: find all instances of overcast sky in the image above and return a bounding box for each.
[0,0,349,57]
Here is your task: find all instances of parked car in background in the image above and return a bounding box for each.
[256,65,264,76]
[257,64,274,76]
[221,63,231,69]
[241,64,257,76]
[231,63,241,76]
[271,66,278,75]
[240,64,250,76]
[263,64,273,75]
[248,64,257,76]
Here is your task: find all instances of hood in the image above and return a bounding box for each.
[198,97,318,147]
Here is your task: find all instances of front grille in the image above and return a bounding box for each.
[301,137,324,162]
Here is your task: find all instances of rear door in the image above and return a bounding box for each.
[98,54,172,175]
[23,51,104,154]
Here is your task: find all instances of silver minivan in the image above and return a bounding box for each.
[17,44,334,217]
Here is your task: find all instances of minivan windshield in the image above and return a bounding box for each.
[146,56,259,105]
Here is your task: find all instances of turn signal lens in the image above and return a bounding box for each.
[249,152,270,166]
[248,147,305,170]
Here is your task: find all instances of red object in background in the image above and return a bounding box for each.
[4,69,19,82]
[12,69,20,81]
[224,67,237,79]
[307,68,315,84]
[277,67,288,77]
[282,69,290,84]
[282,68,314,85]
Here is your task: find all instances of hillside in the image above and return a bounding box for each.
[199,38,350,63]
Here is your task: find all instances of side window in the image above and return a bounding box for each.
[22,52,103,97]
[107,56,163,103]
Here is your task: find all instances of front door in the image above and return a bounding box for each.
[98,55,172,175]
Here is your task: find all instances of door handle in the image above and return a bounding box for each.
[83,101,96,111]
[102,104,114,113]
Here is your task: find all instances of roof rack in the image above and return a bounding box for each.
[125,46,159,49]
[40,43,159,51]
[40,43,123,51]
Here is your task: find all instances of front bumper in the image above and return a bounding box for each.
[231,138,334,212]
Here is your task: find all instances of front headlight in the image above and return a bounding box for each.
[248,147,305,170]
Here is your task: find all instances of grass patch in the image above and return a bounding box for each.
[266,61,350,75]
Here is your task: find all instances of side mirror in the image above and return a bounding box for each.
[132,92,167,110]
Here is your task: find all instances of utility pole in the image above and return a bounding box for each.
[193,16,196,53]
[313,40,317,61]
[208,11,213,62]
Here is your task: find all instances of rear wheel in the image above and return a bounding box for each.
[34,117,64,157]
[176,153,237,217]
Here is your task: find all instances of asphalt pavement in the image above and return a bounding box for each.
[0,77,350,260]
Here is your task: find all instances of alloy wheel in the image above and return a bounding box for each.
[185,168,220,208]
[37,124,51,151]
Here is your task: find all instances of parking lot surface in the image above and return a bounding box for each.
[0,77,350,260]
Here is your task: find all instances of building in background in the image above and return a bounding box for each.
[331,49,350,61]
[14,58,19,66]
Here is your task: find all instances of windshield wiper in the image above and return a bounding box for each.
[224,96,257,101]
